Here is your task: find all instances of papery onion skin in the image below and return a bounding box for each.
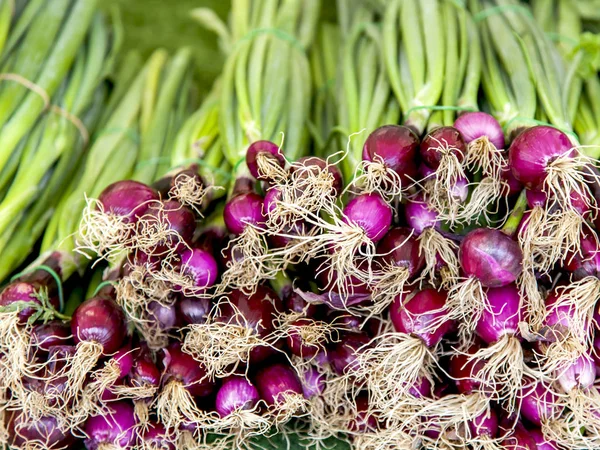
[83,401,137,450]
[215,376,260,417]
[460,228,523,287]
[454,111,505,149]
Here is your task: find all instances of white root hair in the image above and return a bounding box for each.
[417,228,459,285]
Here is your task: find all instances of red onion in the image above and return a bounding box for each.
[476,284,521,344]
[148,300,178,331]
[390,288,454,348]
[376,227,425,277]
[0,281,59,324]
[7,411,75,449]
[31,320,72,353]
[223,192,265,235]
[460,228,523,287]
[454,112,505,150]
[111,345,134,380]
[140,421,175,450]
[469,407,498,439]
[520,380,562,427]
[177,247,219,289]
[501,162,523,195]
[246,140,285,180]
[292,156,344,196]
[420,126,466,168]
[362,125,419,184]
[500,421,537,450]
[146,200,196,251]
[98,180,158,223]
[405,196,439,234]
[449,349,486,395]
[254,362,303,406]
[162,342,214,397]
[329,331,371,376]
[71,297,126,354]
[348,394,377,433]
[342,193,392,242]
[564,233,600,280]
[84,401,137,450]
[556,352,595,393]
[286,317,324,358]
[215,376,260,417]
[129,346,160,389]
[301,366,325,399]
[529,427,558,450]
[178,296,211,325]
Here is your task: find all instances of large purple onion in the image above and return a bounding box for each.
[223,192,265,235]
[254,363,303,406]
[177,247,219,289]
[71,297,126,354]
[8,412,75,449]
[520,380,562,427]
[84,401,137,450]
[404,196,439,235]
[460,228,523,287]
[215,376,260,417]
[390,288,454,348]
[342,193,392,242]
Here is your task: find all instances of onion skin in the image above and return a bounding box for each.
[556,353,595,393]
[376,227,425,277]
[454,112,505,149]
[526,189,547,208]
[520,381,562,427]
[254,363,303,406]
[459,228,523,287]
[563,234,600,280]
[286,318,321,358]
[348,394,377,433]
[223,192,265,235]
[420,126,466,169]
[508,126,576,191]
[215,376,260,417]
[500,421,537,450]
[98,180,158,222]
[301,366,325,398]
[529,427,558,450]
[476,284,521,344]
[177,247,219,289]
[71,297,127,354]
[148,301,178,331]
[342,193,392,242]
[469,407,498,438]
[0,281,58,324]
[8,412,75,449]
[284,290,319,318]
[147,200,196,251]
[246,140,285,180]
[111,345,134,380]
[178,296,211,325]
[83,401,137,450]
[140,421,175,450]
[449,347,486,394]
[31,321,72,353]
[129,346,160,389]
[404,196,438,234]
[329,331,371,376]
[363,125,419,184]
[390,288,454,348]
[162,343,214,397]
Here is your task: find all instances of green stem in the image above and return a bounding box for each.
[502,190,527,236]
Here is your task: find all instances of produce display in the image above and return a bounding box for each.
[2,0,600,449]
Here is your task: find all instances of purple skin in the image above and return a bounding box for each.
[376,227,425,278]
[449,348,487,395]
[286,317,323,358]
[246,140,285,180]
[254,363,304,406]
[223,192,265,235]
[71,297,127,354]
[362,124,419,184]
[390,288,454,348]
[328,331,371,376]
[408,376,433,399]
[0,281,59,324]
[301,366,325,399]
[263,187,281,216]
[284,290,319,318]
[526,189,547,208]
[500,421,538,450]
[469,408,498,438]
[404,196,439,235]
[8,412,75,449]
[84,401,137,450]
[129,347,160,389]
[420,126,467,169]
[500,162,523,196]
[556,353,595,393]
[216,286,281,363]
[162,343,214,397]
[98,180,158,222]
[111,345,134,380]
[31,321,72,353]
[177,247,219,289]
[148,301,178,331]
[342,193,392,242]
[529,427,559,450]
[291,156,344,197]
[349,394,377,432]
[593,335,600,374]
[454,111,505,149]
[140,421,175,450]
[520,381,562,427]
[178,296,211,325]
[476,284,521,344]
[215,376,260,417]
[563,234,600,280]
[147,200,196,252]
[543,291,584,340]
[460,228,523,287]
[509,126,576,191]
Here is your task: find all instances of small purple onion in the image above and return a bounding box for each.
[329,331,371,376]
[408,376,433,399]
[162,343,214,397]
[98,180,158,223]
[148,301,178,331]
[528,427,558,450]
[0,281,57,324]
[459,228,523,287]
[215,376,260,417]
[556,352,596,393]
[543,290,582,339]
[31,321,72,353]
[8,412,75,449]
[177,247,219,289]
[71,297,127,354]
[342,193,392,242]
[129,346,160,389]
[111,345,134,380]
[223,192,265,235]
[476,284,521,344]
[563,234,600,280]
[147,200,196,251]
[469,408,498,438]
[284,290,319,318]
[376,227,425,277]
[140,421,175,450]
[449,346,486,395]
[263,187,281,216]
[404,195,438,235]
[178,296,211,325]
[301,366,325,398]
[390,288,454,348]
[349,394,377,432]
[499,421,537,450]
[254,363,304,405]
[454,112,505,149]
[286,318,323,358]
[362,124,419,184]
[420,126,466,169]
[526,189,547,208]
[246,140,285,180]
[520,381,562,427]
[84,401,136,450]
[509,126,576,191]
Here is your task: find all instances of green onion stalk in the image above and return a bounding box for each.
[0,5,122,282]
[10,48,195,289]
